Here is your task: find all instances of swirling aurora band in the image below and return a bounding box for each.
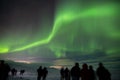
[0,1,119,58]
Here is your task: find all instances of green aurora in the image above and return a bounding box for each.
[0,0,119,58]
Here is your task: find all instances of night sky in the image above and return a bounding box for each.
[0,0,119,63]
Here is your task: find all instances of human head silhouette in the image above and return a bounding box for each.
[99,62,103,67]
[89,65,93,69]
[82,63,88,69]
[0,60,4,65]
[75,62,79,67]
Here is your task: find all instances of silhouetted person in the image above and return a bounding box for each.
[96,62,111,80]
[37,66,43,80]
[42,67,48,80]
[0,60,10,80]
[60,67,65,80]
[71,62,80,80]
[80,63,89,80]
[20,69,25,75]
[89,65,96,80]
[20,69,25,79]
[14,69,17,76]
[11,68,16,76]
[64,67,70,80]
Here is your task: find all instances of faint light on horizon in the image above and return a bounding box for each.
[50,65,63,69]
[14,60,32,64]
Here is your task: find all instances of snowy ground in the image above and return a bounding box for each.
[8,65,119,80]
[7,57,120,80]
[8,68,60,80]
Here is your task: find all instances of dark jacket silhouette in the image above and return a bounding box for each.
[0,60,10,80]
[89,65,96,80]
[37,66,43,80]
[71,62,80,80]
[60,67,65,80]
[64,68,70,80]
[96,63,111,80]
[20,69,25,75]
[42,67,48,80]
[11,68,17,76]
[80,63,89,80]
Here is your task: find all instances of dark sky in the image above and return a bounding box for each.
[0,0,55,36]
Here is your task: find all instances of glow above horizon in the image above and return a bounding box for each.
[0,0,119,58]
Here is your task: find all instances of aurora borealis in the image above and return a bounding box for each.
[0,0,120,62]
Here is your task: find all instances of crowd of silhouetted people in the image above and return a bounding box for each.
[0,60,111,80]
[60,62,111,80]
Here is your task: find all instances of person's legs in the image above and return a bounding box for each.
[72,76,76,80]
